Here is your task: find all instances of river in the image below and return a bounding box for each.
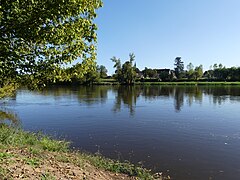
[1,85,240,180]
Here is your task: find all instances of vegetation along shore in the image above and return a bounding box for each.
[0,124,170,180]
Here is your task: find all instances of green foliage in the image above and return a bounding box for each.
[0,152,13,161]
[97,65,108,78]
[111,56,122,82]
[111,53,137,84]
[143,67,158,78]
[174,57,184,79]
[67,62,100,84]
[204,63,240,81]
[0,125,69,152]
[0,0,103,88]
[0,167,10,180]
[135,81,240,85]
[0,109,20,127]
[186,63,203,80]
[0,84,17,99]
[83,154,154,179]
[194,65,203,80]
[186,63,194,79]
[0,125,158,179]
[24,157,40,167]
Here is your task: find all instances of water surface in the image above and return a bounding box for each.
[2,85,240,180]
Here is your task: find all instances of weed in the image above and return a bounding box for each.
[40,137,69,152]
[0,152,13,161]
[0,126,158,179]
[41,173,56,180]
[24,157,40,167]
[0,125,69,152]
[29,147,42,155]
[55,155,70,163]
[83,153,154,179]
[0,167,11,180]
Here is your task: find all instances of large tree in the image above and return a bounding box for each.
[186,62,194,79]
[142,67,158,79]
[111,53,137,84]
[174,57,184,79]
[97,65,108,78]
[0,0,102,91]
[194,65,203,80]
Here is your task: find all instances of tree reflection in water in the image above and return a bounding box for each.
[111,85,240,114]
[12,85,240,117]
[0,109,20,127]
[112,86,141,116]
[40,85,109,105]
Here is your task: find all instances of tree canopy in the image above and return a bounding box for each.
[0,0,103,90]
[97,65,108,78]
[111,53,137,84]
[174,57,184,79]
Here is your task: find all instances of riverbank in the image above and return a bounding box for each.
[135,81,240,86]
[0,125,168,180]
[93,80,240,86]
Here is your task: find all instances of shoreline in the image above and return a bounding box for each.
[93,81,240,86]
[0,125,169,179]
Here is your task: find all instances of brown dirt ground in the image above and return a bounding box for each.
[0,148,142,180]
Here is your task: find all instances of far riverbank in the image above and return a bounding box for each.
[93,80,240,86]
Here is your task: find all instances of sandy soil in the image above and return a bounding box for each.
[0,148,142,180]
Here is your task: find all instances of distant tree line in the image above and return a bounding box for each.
[204,64,240,81]
[20,55,239,86]
[110,55,240,84]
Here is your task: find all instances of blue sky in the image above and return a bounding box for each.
[95,0,240,75]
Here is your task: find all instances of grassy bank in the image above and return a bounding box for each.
[135,81,240,86]
[0,125,168,180]
[94,79,240,86]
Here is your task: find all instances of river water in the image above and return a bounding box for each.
[2,85,240,180]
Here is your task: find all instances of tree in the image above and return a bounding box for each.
[111,57,122,83]
[70,62,99,84]
[122,53,137,84]
[0,0,103,92]
[97,65,108,78]
[174,57,184,79]
[111,53,137,84]
[213,63,218,70]
[142,68,158,78]
[186,63,194,79]
[194,65,203,80]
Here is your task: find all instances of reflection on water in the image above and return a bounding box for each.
[38,85,240,114]
[112,86,141,115]
[0,108,20,127]
[6,85,240,180]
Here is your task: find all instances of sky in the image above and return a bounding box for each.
[95,0,240,75]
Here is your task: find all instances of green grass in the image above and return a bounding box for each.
[0,167,11,180]
[135,81,240,86]
[99,78,116,82]
[0,152,14,161]
[82,153,155,179]
[0,124,162,179]
[24,157,40,167]
[0,124,69,152]
[94,80,240,86]
[0,167,7,179]
[41,173,56,180]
